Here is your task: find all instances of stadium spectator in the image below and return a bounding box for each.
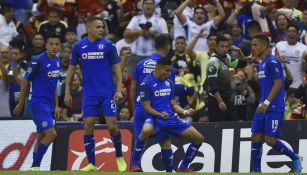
[118,107,131,121]
[0,46,11,117]
[175,0,225,51]
[64,28,77,46]
[24,32,46,62]
[0,3,18,47]
[275,25,307,93]
[38,9,68,42]
[123,0,168,74]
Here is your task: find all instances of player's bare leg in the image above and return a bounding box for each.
[105,117,127,172]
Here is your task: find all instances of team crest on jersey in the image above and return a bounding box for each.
[140,91,145,97]
[42,121,48,128]
[165,81,170,86]
[98,44,104,50]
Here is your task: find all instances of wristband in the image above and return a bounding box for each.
[263,99,270,106]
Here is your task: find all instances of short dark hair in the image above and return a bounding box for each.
[156,57,172,67]
[155,34,170,50]
[0,3,13,14]
[247,20,262,32]
[216,35,229,45]
[194,6,206,15]
[253,34,269,46]
[175,36,186,41]
[287,24,299,33]
[47,34,61,42]
[208,32,217,40]
[86,16,103,25]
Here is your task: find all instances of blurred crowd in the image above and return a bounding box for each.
[0,0,307,122]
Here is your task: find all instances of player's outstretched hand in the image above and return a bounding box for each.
[160,112,169,119]
[13,103,24,117]
[257,103,268,114]
[64,93,72,107]
[184,108,196,116]
[114,91,123,101]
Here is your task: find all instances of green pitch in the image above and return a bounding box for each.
[1,172,306,175]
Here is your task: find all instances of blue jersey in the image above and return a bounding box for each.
[258,54,285,112]
[140,73,176,123]
[70,37,120,96]
[133,54,176,107]
[24,52,60,107]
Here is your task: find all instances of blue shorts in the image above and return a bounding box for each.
[251,111,283,138]
[29,104,54,133]
[154,117,191,142]
[82,95,117,118]
[133,105,149,139]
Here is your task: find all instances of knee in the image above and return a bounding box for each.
[142,127,153,138]
[264,137,276,147]
[107,124,119,135]
[46,129,57,141]
[251,134,264,143]
[84,123,95,134]
[196,135,205,145]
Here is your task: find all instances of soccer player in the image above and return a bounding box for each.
[13,34,61,171]
[140,58,204,172]
[130,34,176,171]
[250,35,302,173]
[64,17,126,172]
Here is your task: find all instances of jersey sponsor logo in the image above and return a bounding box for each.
[47,70,60,78]
[81,52,104,60]
[154,88,171,96]
[143,59,157,74]
[258,71,265,78]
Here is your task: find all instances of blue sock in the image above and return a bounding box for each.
[111,132,123,157]
[32,143,48,167]
[179,143,201,169]
[131,138,145,166]
[251,142,263,172]
[84,134,95,165]
[273,140,297,160]
[161,149,173,172]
